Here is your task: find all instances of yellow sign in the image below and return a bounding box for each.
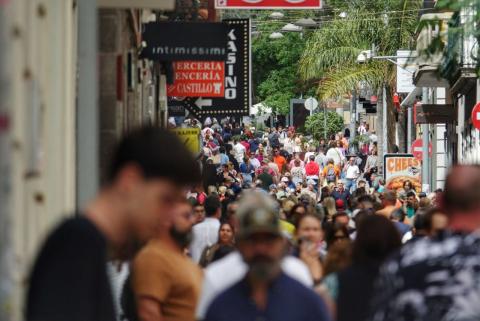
[172,128,201,154]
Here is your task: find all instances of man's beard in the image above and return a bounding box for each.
[169,226,193,248]
[245,255,281,282]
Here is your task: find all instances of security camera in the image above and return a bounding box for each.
[356,50,372,64]
[357,53,367,64]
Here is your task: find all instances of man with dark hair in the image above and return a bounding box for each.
[190,195,222,263]
[26,127,201,321]
[357,194,375,211]
[376,191,397,218]
[370,165,480,321]
[189,198,206,224]
[405,191,418,219]
[333,211,350,228]
[407,212,430,242]
[268,128,280,148]
[132,200,202,321]
[390,208,411,238]
[257,166,274,191]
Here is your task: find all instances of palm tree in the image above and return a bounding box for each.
[299,0,421,159]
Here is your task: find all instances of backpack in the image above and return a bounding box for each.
[326,166,336,182]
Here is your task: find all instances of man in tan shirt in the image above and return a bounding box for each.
[132,201,203,321]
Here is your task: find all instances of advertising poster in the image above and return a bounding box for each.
[384,154,422,192]
[171,128,201,154]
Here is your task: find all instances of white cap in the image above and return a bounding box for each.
[281,177,289,183]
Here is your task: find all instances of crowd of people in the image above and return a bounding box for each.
[25,125,480,321]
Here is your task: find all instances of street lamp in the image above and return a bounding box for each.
[270,12,284,19]
[281,23,303,32]
[269,24,302,40]
[269,32,284,39]
[295,18,317,28]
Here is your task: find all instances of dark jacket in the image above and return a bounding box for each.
[331,189,350,204]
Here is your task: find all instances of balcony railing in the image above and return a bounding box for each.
[440,6,478,88]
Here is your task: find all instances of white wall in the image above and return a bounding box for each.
[2,1,77,319]
[434,88,447,189]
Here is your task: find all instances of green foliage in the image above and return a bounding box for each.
[350,134,371,147]
[252,13,318,115]
[305,111,344,140]
[300,0,422,99]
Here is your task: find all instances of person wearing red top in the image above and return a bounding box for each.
[304,154,320,189]
[240,138,250,154]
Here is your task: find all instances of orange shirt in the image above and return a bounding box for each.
[322,164,340,178]
[274,155,287,173]
[133,240,203,321]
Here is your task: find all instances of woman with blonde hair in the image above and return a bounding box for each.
[323,197,337,222]
[207,185,218,195]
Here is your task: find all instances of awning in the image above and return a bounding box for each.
[401,87,422,107]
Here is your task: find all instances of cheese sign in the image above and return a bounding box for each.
[167,61,225,97]
[384,154,422,192]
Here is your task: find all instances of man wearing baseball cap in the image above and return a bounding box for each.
[204,192,331,321]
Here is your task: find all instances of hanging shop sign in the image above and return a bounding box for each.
[182,19,251,118]
[414,104,454,124]
[167,61,225,97]
[140,22,229,61]
[384,154,422,193]
[215,0,321,9]
[396,50,417,94]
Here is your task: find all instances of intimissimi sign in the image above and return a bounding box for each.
[140,22,229,61]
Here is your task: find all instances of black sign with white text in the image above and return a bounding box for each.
[182,19,251,118]
[140,22,229,61]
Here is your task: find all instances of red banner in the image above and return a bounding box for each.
[167,61,225,98]
[215,0,321,9]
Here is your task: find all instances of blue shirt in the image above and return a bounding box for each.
[220,153,229,166]
[204,273,331,321]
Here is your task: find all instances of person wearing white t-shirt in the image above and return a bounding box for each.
[248,153,261,170]
[304,146,316,163]
[358,121,367,135]
[190,195,221,263]
[326,142,345,167]
[344,156,360,192]
[233,139,246,164]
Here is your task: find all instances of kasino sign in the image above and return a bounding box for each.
[216,0,322,9]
